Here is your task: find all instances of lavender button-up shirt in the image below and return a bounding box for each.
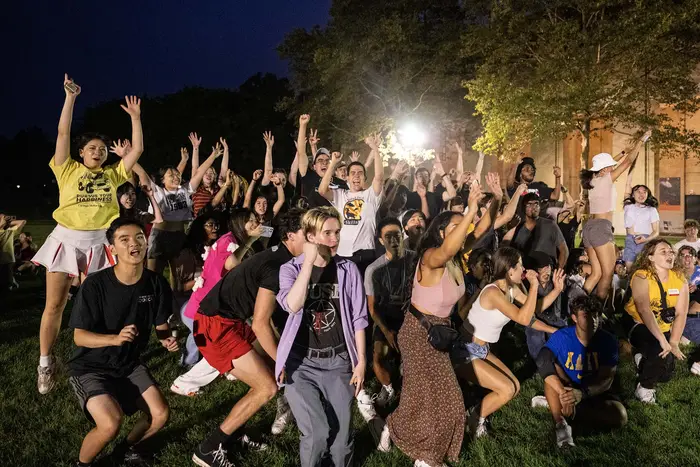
[275,254,368,386]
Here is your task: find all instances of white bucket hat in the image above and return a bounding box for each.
[590,152,617,172]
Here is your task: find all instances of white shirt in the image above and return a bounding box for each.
[674,238,700,253]
[623,204,659,235]
[332,187,382,257]
[149,182,194,222]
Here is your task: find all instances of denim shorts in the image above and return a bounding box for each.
[450,340,489,364]
[623,234,648,263]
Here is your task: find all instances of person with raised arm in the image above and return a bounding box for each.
[318,133,384,274]
[580,130,651,301]
[67,218,178,467]
[295,115,348,208]
[192,136,228,216]
[258,131,294,214]
[276,207,377,466]
[33,74,143,395]
[387,184,484,467]
[136,142,223,277]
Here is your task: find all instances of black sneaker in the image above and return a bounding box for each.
[192,443,236,467]
[123,446,150,466]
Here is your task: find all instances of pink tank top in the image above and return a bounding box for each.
[411,263,465,318]
[588,173,617,214]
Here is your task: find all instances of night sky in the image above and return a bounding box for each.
[2,0,331,137]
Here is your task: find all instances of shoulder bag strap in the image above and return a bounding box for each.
[654,275,668,311]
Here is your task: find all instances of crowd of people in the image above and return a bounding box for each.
[7,74,700,467]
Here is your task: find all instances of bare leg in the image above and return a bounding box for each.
[584,246,602,295]
[456,352,520,418]
[593,242,617,301]
[39,271,73,356]
[79,395,124,464]
[128,386,170,445]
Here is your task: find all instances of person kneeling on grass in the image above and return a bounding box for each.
[67,219,179,467]
[532,295,627,448]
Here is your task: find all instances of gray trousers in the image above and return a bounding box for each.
[284,350,355,467]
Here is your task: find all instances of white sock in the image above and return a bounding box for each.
[383,384,394,393]
[478,416,486,425]
[357,388,369,400]
[39,355,53,368]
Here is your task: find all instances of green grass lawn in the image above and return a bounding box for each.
[2,223,699,466]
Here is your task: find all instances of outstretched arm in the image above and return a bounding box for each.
[118,96,144,173]
[212,170,233,208]
[297,115,311,177]
[190,144,223,191]
[495,183,526,229]
[219,137,229,186]
[54,74,80,167]
[188,132,202,175]
[272,175,286,217]
[261,131,274,186]
[244,170,262,209]
[550,166,562,201]
[318,152,341,200]
[365,134,384,195]
[474,152,485,186]
[176,147,189,176]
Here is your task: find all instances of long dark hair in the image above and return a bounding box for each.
[184,213,221,257]
[228,208,255,245]
[579,169,600,190]
[116,182,137,218]
[492,247,522,281]
[623,184,659,208]
[413,211,465,281]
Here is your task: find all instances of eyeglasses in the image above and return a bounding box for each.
[680,254,695,259]
[204,222,219,228]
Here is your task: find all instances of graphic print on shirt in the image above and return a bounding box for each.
[165,192,190,213]
[564,351,600,380]
[305,283,340,334]
[76,171,112,204]
[343,198,365,226]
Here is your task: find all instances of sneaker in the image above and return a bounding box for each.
[466,407,488,439]
[531,395,550,409]
[271,406,293,435]
[474,418,489,439]
[691,362,700,376]
[414,460,447,467]
[170,383,201,397]
[37,365,56,395]
[192,443,235,467]
[555,420,575,448]
[224,372,238,382]
[123,446,150,466]
[356,391,378,422]
[368,417,391,452]
[375,386,396,407]
[239,434,268,452]
[635,383,656,404]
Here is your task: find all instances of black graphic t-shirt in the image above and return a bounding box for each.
[295,263,345,350]
[68,268,172,378]
[507,181,553,201]
[296,170,348,208]
[365,252,415,330]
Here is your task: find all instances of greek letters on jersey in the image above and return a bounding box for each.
[563,351,601,380]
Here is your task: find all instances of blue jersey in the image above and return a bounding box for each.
[690,266,700,286]
[545,326,618,389]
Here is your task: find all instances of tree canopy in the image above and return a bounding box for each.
[463,0,700,163]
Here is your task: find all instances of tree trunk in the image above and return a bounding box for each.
[581,119,591,170]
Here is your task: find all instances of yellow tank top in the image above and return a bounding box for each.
[50,157,130,231]
[624,269,685,333]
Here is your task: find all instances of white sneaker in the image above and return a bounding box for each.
[37,365,56,395]
[634,353,643,369]
[240,433,269,452]
[356,391,378,422]
[474,418,489,439]
[413,460,447,467]
[531,395,549,409]
[635,383,657,404]
[555,420,575,448]
[368,417,391,452]
[376,385,396,407]
[170,383,201,397]
[691,362,700,376]
[271,406,293,435]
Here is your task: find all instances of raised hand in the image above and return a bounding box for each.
[485,172,502,196]
[252,169,263,181]
[141,183,153,196]
[350,151,360,162]
[109,139,132,157]
[392,160,409,178]
[309,128,320,146]
[271,174,282,186]
[364,133,381,149]
[263,131,274,148]
[517,183,529,195]
[467,181,484,210]
[210,142,223,158]
[63,73,81,97]
[180,147,189,162]
[331,151,343,165]
[525,269,539,286]
[219,137,228,151]
[553,166,562,178]
[299,114,310,125]
[552,268,566,292]
[120,96,142,119]
[416,181,427,198]
[188,132,202,149]
[454,141,463,155]
[433,155,445,176]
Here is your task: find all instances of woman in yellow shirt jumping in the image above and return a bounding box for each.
[32,74,144,395]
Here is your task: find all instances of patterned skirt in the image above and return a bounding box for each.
[387,311,465,464]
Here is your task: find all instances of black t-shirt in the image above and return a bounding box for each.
[507,181,553,200]
[199,244,293,328]
[557,218,580,251]
[472,227,498,253]
[68,268,172,378]
[370,253,415,329]
[511,217,566,265]
[295,263,345,350]
[297,170,348,208]
[405,190,442,220]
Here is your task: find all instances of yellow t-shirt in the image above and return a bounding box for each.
[460,223,477,274]
[0,227,17,265]
[50,157,130,231]
[624,269,686,333]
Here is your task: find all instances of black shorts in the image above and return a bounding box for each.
[68,364,157,423]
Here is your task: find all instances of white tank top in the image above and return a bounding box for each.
[467,283,514,343]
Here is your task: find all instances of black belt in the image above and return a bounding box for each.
[293,343,347,359]
[688,313,700,319]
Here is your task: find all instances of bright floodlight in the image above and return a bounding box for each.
[398,124,426,148]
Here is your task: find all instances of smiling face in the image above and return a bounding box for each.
[308,217,341,256]
[650,242,675,271]
[119,186,137,209]
[109,224,147,265]
[162,168,182,190]
[679,248,696,270]
[80,138,108,170]
[314,154,331,177]
[519,164,535,183]
[633,186,649,204]
[335,165,348,181]
[405,212,426,237]
[244,213,261,237]
[254,196,268,216]
[202,167,217,188]
[348,164,366,192]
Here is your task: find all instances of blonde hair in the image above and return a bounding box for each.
[302,207,342,237]
[631,238,685,280]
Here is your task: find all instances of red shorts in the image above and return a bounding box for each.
[193,313,257,374]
